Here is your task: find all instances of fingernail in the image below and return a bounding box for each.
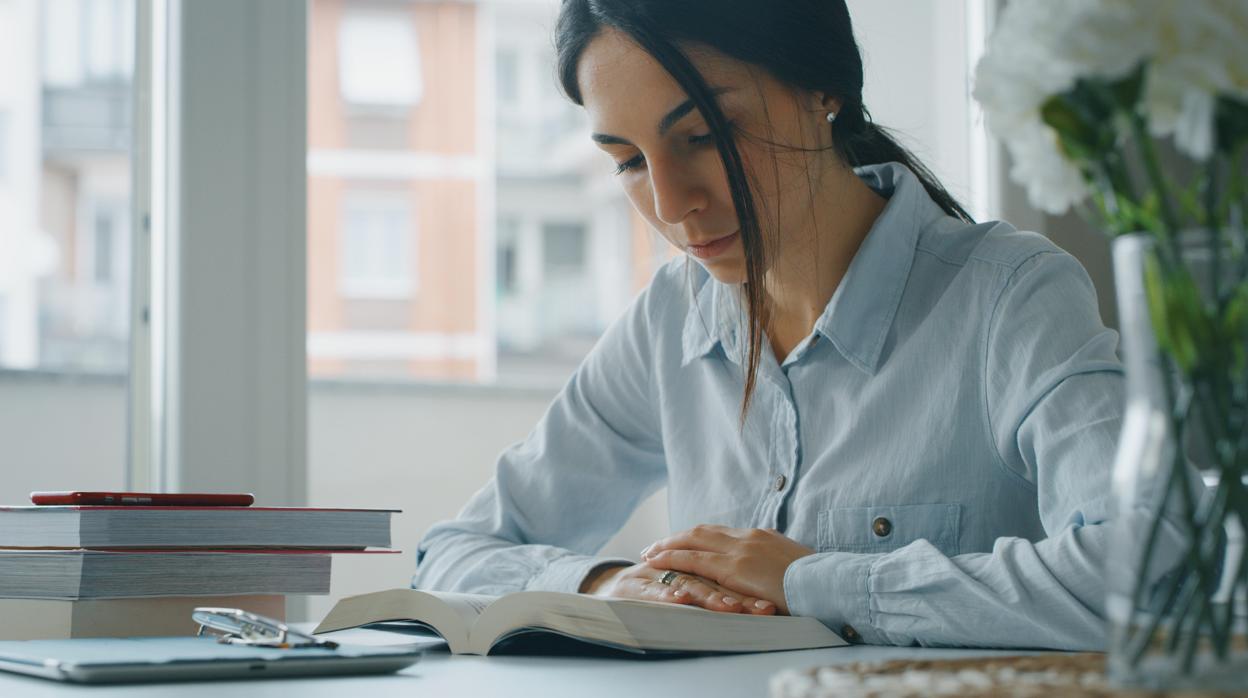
[723,596,740,606]
[673,589,688,598]
[754,600,771,609]
[639,547,651,559]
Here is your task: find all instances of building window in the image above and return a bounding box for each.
[42,0,133,88]
[542,222,587,276]
[85,0,133,82]
[339,193,414,299]
[338,10,422,108]
[496,217,519,296]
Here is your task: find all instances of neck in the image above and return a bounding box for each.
[761,164,886,352]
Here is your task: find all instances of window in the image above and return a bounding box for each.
[0,0,133,502]
[42,0,134,88]
[338,10,422,108]
[497,217,520,296]
[309,0,662,384]
[339,193,414,299]
[1,0,133,372]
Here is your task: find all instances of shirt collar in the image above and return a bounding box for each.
[680,162,947,373]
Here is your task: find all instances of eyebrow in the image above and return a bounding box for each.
[591,87,737,146]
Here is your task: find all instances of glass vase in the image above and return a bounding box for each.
[1106,233,1248,690]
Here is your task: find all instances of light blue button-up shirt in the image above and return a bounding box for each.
[414,162,1124,650]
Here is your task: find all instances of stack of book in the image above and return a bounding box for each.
[0,504,396,640]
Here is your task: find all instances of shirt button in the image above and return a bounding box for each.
[773,475,787,492]
[872,517,892,537]
[841,624,860,643]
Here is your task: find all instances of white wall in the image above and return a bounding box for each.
[848,0,977,211]
[0,372,128,498]
[305,379,668,622]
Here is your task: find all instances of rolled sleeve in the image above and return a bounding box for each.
[784,551,879,644]
[527,555,635,594]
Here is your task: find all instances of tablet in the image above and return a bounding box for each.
[0,636,422,684]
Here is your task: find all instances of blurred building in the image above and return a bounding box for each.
[0,0,134,373]
[0,0,670,382]
[308,0,669,383]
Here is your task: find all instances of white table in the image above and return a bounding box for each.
[0,626,1043,697]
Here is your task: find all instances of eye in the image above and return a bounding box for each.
[614,154,646,175]
[689,133,714,145]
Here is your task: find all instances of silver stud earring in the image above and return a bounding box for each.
[826,111,838,124]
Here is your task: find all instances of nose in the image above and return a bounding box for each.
[648,155,708,226]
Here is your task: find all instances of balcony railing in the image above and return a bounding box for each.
[41,83,132,156]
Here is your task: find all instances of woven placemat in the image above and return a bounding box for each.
[768,653,1242,697]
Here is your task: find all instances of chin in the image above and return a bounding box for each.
[696,256,747,285]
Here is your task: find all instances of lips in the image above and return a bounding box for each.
[686,231,740,260]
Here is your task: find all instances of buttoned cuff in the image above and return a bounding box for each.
[526,554,633,594]
[784,551,881,645]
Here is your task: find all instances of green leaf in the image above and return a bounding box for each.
[1222,282,1248,378]
[1216,96,1248,152]
[1109,65,1145,110]
[1176,185,1204,224]
[1041,88,1116,162]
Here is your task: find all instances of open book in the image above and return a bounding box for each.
[313,589,846,656]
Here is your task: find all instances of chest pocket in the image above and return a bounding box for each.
[817,503,961,556]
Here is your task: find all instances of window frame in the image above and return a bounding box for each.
[130,0,307,509]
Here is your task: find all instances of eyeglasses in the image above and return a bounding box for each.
[193,607,340,649]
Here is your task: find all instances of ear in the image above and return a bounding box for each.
[801,91,843,121]
[815,92,843,115]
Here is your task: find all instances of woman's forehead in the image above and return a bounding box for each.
[576,30,752,130]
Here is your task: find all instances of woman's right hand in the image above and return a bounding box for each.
[579,562,776,615]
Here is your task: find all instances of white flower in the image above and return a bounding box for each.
[1006,122,1089,215]
[975,0,1154,214]
[975,0,1247,212]
[1142,0,1248,159]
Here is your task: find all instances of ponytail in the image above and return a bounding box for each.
[835,102,974,223]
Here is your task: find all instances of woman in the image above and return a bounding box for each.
[414,0,1122,649]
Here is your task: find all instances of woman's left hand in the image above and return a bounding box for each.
[640,525,815,615]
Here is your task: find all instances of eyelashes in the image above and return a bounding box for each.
[613,132,719,175]
[614,154,645,175]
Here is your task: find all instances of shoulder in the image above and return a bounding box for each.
[915,217,1069,276]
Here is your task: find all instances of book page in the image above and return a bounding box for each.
[314,589,495,653]
[420,591,497,632]
[470,592,845,655]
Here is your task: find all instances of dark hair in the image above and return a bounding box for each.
[555,0,973,421]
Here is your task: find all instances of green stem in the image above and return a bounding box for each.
[1126,393,1195,665]
[1131,110,1183,260]
[1234,144,1248,282]
[1181,591,1214,673]
[1204,156,1223,309]
[1166,573,1203,654]
[1125,462,1185,665]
